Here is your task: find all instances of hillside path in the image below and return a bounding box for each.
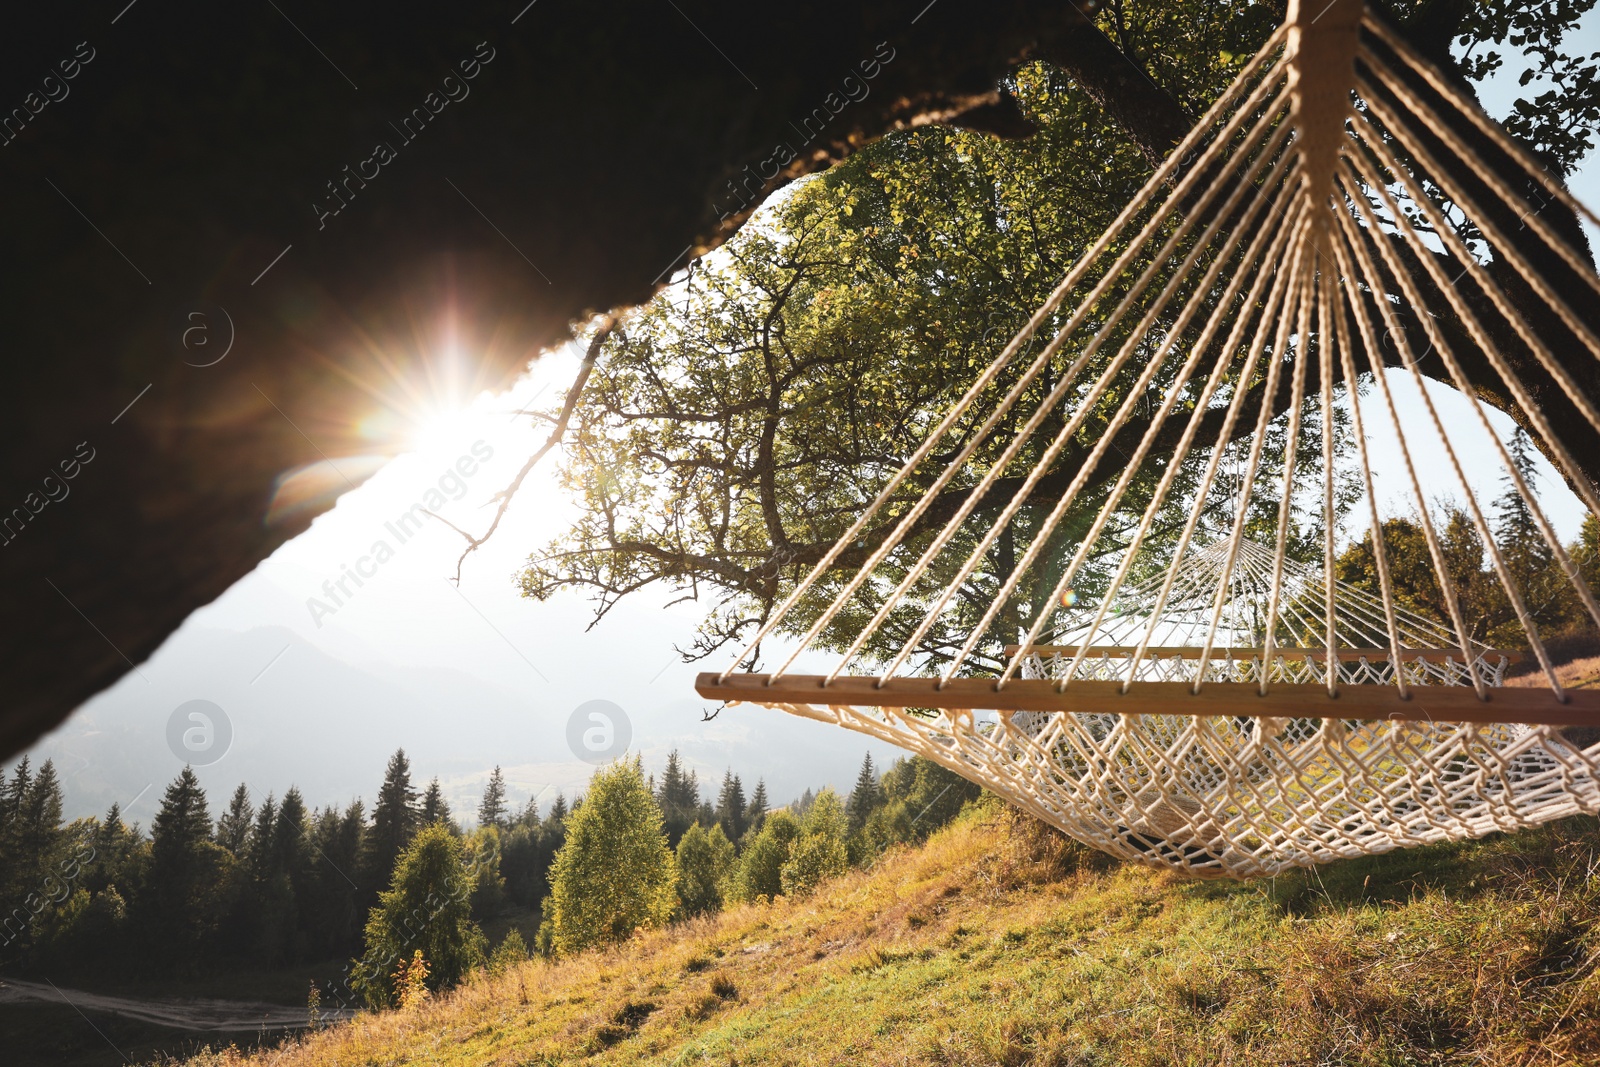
[0,976,356,1031]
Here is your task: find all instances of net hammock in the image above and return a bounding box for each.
[696,0,1600,877]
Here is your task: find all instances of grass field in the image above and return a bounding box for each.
[164,798,1600,1066]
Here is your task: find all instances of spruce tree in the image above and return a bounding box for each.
[745,779,769,835]
[248,793,278,882]
[847,753,881,833]
[151,767,212,863]
[3,757,31,824]
[715,770,746,844]
[17,758,65,877]
[655,750,699,847]
[216,784,253,857]
[273,788,310,876]
[477,766,508,829]
[421,778,455,830]
[362,749,420,901]
[145,767,226,958]
[89,802,140,895]
[514,796,540,828]
[1491,427,1563,639]
[309,799,366,955]
[257,787,309,966]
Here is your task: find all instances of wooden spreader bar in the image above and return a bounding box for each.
[1003,645,1524,664]
[697,672,1600,729]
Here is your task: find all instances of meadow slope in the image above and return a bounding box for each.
[176,802,1600,1066]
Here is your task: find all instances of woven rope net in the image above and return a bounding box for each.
[696,0,1600,877]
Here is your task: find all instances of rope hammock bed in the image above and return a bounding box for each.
[696,0,1600,877]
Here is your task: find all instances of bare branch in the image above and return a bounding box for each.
[434,315,619,582]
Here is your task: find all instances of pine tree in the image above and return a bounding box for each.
[421,778,455,830]
[545,757,677,955]
[514,796,540,829]
[715,771,747,845]
[248,793,278,881]
[655,751,699,847]
[1490,428,1564,641]
[306,799,366,956]
[17,758,65,875]
[145,767,226,956]
[257,787,310,966]
[362,749,420,902]
[745,779,769,836]
[273,788,310,875]
[151,768,212,863]
[847,753,881,833]
[3,757,31,824]
[549,794,569,822]
[216,784,253,856]
[477,766,508,829]
[1493,428,1543,553]
[88,802,140,895]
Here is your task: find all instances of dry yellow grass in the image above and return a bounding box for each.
[1505,656,1600,690]
[167,802,1600,1066]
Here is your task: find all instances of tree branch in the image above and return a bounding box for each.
[434,316,618,582]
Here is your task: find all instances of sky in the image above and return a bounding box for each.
[15,16,1600,825]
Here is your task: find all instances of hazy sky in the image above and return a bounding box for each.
[18,22,1600,825]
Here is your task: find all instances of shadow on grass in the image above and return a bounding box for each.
[1176,814,1600,917]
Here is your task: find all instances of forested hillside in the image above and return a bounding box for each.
[163,800,1600,1066]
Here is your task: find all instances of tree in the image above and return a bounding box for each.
[781,789,849,897]
[421,778,456,832]
[715,771,747,845]
[655,751,700,847]
[487,928,529,976]
[301,802,366,960]
[515,16,1356,670]
[1488,429,1577,643]
[88,803,143,897]
[150,768,212,864]
[144,767,230,962]
[253,786,310,965]
[1578,514,1600,594]
[247,794,278,882]
[507,1,1600,672]
[477,766,508,830]
[893,757,983,839]
[675,823,737,918]
[731,809,799,903]
[846,754,881,834]
[362,749,420,902]
[744,780,769,838]
[14,759,64,889]
[465,826,505,920]
[349,824,486,1008]
[216,784,253,857]
[544,758,677,956]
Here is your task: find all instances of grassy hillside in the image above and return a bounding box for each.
[174,801,1600,1066]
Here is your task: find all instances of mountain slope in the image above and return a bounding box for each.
[179,803,1600,1066]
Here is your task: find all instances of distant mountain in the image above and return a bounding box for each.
[18,624,899,824]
